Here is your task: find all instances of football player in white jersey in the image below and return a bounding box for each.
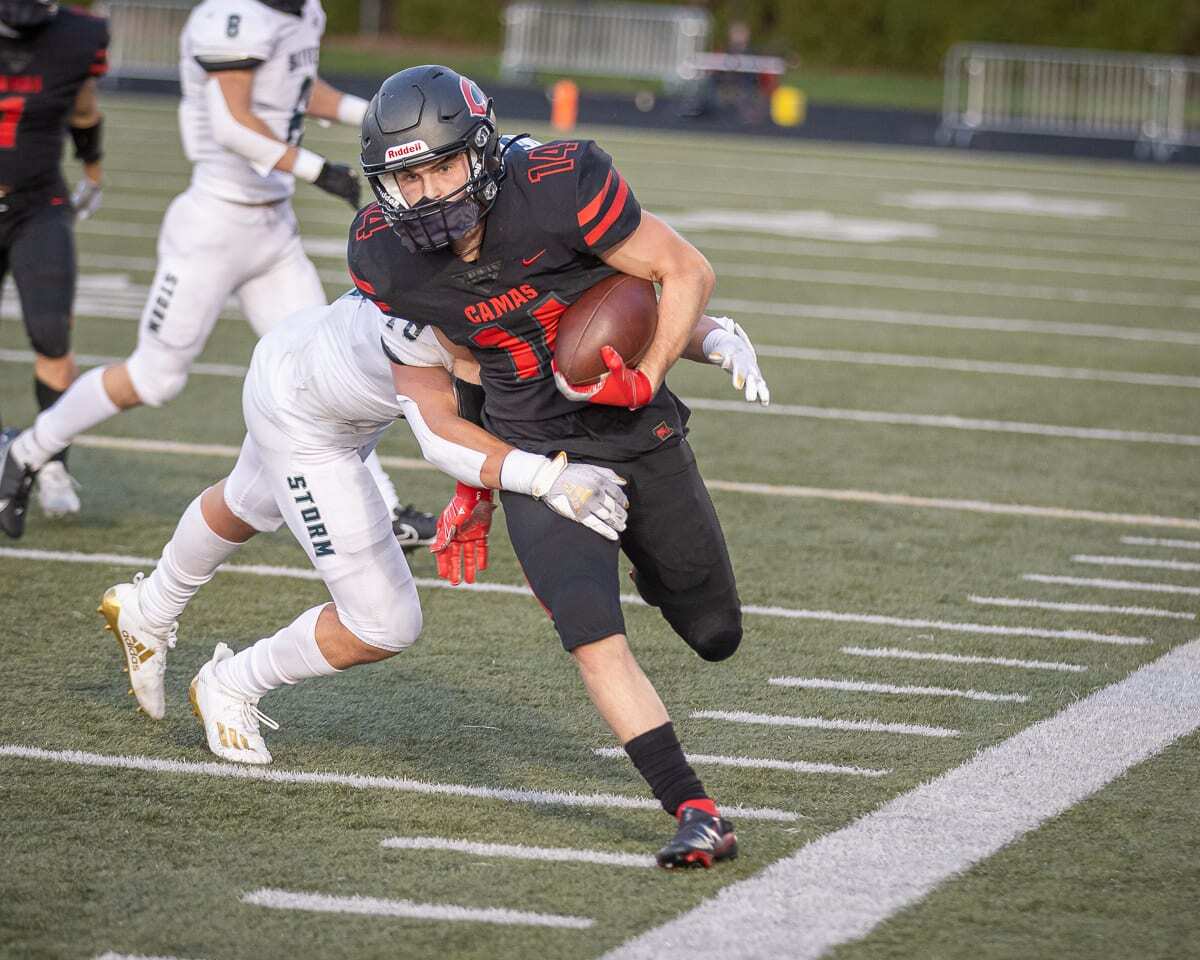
[97,291,634,762]
[96,287,767,764]
[0,0,432,543]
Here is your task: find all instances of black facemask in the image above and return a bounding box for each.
[394,192,486,254]
[0,0,56,34]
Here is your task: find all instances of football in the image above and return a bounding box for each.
[554,273,658,385]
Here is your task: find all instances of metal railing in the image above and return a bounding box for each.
[501,1,711,89]
[939,43,1200,159]
[97,0,194,81]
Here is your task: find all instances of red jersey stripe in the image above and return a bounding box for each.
[576,168,613,226]
[583,173,629,248]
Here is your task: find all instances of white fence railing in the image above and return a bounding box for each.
[98,0,193,81]
[939,43,1200,159]
[501,1,711,89]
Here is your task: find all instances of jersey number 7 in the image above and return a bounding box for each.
[0,96,26,149]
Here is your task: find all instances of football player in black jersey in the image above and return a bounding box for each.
[349,66,771,868]
[0,0,107,517]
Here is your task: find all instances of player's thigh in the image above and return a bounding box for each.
[135,192,243,354]
[236,212,326,336]
[9,205,75,358]
[500,490,625,651]
[621,441,738,607]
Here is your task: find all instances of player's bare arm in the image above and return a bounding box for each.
[682,315,771,406]
[304,76,368,126]
[601,212,716,392]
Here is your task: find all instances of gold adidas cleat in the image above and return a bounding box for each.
[188,643,276,765]
[98,574,177,720]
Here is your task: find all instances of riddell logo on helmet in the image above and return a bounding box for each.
[385,140,429,162]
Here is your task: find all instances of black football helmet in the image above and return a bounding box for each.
[0,0,57,33]
[360,65,502,253]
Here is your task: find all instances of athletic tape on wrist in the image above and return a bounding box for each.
[500,449,556,497]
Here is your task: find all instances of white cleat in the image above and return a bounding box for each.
[189,643,277,765]
[98,574,177,720]
[36,460,81,517]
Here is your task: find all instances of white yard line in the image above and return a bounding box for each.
[0,745,799,822]
[732,602,1150,645]
[711,262,1200,311]
[241,888,593,930]
[1024,574,1200,596]
[591,746,891,778]
[685,397,1200,448]
[2,547,1148,643]
[768,677,1027,703]
[1072,554,1200,573]
[689,710,959,739]
[688,232,1200,283]
[842,646,1087,673]
[95,954,201,960]
[24,433,1200,530]
[968,595,1195,621]
[710,298,1200,346]
[752,345,1200,389]
[605,638,1200,960]
[1121,536,1200,551]
[380,836,656,868]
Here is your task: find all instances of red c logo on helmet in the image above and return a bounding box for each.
[460,76,488,118]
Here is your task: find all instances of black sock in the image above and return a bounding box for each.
[34,377,67,466]
[623,721,708,817]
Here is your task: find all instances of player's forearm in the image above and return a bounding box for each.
[397,398,512,488]
[638,264,715,389]
[307,78,368,126]
[682,315,722,363]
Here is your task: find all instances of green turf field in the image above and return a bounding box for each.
[1,95,1198,960]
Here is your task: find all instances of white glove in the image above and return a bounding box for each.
[703,315,770,406]
[71,177,102,222]
[531,452,629,541]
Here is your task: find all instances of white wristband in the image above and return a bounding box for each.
[701,328,726,359]
[337,94,369,127]
[292,147,325,184]
[499,449,554,497]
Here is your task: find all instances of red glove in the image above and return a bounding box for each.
[552,345,654,411]
[429,483,495,585]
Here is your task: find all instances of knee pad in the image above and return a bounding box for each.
[335,553,424,653]
[125,349,189,407]
[661,591,743,663]
[341,593,423,653]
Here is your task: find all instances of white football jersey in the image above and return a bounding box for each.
[178,0,326,203]
[248,293,453,443]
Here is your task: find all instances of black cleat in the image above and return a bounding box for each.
[392,503,437,549]
[0,428,36,540]
[656,807,738,869]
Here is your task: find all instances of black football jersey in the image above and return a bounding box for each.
[0,7,108,197]
[347,139,690,461]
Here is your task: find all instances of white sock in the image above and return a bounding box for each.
[214,604,340,699]
[139,496,241,630]
[363,450,400,514]
[12,366,120,470]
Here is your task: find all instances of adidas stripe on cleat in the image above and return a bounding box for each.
[99,574,177,720]
[656,806,739,870]
[189,643,277,765]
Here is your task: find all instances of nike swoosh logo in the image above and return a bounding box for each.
[521,249,547,267]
